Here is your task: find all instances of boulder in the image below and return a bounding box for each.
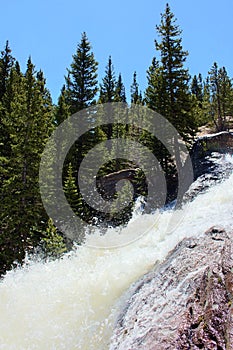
[109,227,233,349]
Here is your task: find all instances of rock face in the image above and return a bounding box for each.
[109,227,233,349]
[191,131,233,180]
[183,152,233,203]
[182,132,233,203]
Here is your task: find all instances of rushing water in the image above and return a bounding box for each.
[1,169,233,349]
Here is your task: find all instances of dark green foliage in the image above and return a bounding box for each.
[190,74,209,127]
[144,3,198,201]
[65,32,98,114]
[152,3,197,143]
[64,163,81,212]
[130,71,143,105]
[40,218,67,258]
[99,56,116,103]
[145,57,166,114]
[55,85,70,125]
[114,73,126,102]
[0,56,54,274]
[64,33,99,178]
[0,41,14,101]
[208,62,233,131]
[191,74,203,105]
[1,7,233,276]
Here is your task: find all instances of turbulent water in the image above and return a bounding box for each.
[1,163,233,349]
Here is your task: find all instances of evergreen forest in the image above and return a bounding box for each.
[1,3,233,276]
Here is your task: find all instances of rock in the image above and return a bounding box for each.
[97,132,233,208]
[190,131,233,180]
[109,227,233,349]
[182,132,233,203]
[183,152,233,203]
[97,168,141,198]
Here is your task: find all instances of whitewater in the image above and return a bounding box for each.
[0,168,233,349]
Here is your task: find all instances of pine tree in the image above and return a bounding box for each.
[40,218,67,258]
[153,3,197,143]
[190,74,206,127]
[0,41,14,101]
[0,42,15,176]
[66,32,98,114]
[0,57,53,272]
[55,85,70,125]
[191,74,203,105]
[144,3,197,200]
[218,67,233,129]
[145,57,167,114]
[130,71,142,105]
[99,56,116,103]
[64,163,81,212]
[208,62,233,131]
[209,62,222,130]
[114,73,126,102]
[64,33,99,180]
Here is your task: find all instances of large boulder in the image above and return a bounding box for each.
[109,227,233,349]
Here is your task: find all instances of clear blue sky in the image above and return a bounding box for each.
[1,0,233,103]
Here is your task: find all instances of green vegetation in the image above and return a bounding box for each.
[1,3,233,276]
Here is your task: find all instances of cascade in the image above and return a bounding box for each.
[0,157,233,350]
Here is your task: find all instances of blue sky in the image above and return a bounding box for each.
[0,0,233,103]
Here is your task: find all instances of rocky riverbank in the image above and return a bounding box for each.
[109,227,233,349]
[109,132,233,349]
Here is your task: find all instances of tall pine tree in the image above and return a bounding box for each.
[66,32,98,114]
[65,33,99,177]
[150,3,197,143]
[130,71,142,105]
[99,56,116,103]
[0,57,53,272]
[114,73,126,102]
[208,62,233,131]
[0,41,14,101]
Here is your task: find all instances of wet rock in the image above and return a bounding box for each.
[109,227,233,349]
[190,131,233,180]
[183,152,233,203]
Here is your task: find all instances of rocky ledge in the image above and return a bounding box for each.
[109,227,233,349]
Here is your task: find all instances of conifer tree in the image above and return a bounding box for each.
[0,57,53,271]
[218,67,233,127]
[191,74,203,105]
[0,41,14,101]
[145,57,167,114]
[99,56,116,103]
[64,33,99,179]
[40,218,67,258]
[130,71,142,105]
[151,3,197,143]
[190,74,206,127]
[144,3,197,193]
[55,85,70,125]
[0,42,15,174]
[64,163,81,212]
[66,32,98,114]
[114,73,126,102]
[208,63,233,131]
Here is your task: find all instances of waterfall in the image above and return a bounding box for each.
[0,170,233,350]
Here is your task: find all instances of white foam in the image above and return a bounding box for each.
[0,173,233,349]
